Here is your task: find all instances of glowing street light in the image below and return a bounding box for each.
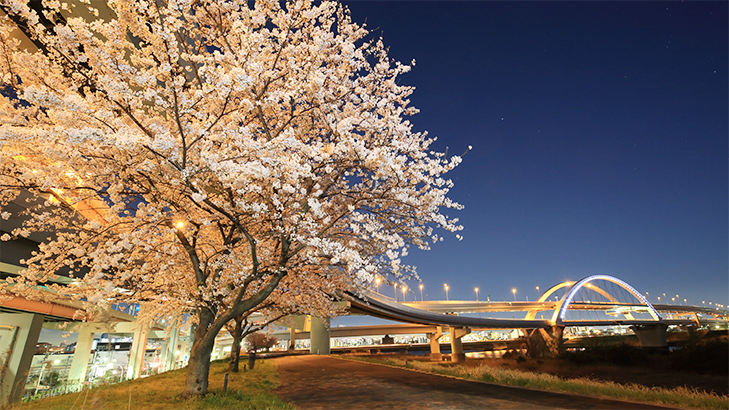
[444,284,449,301]
[375,277,381,293]
[419,284,424,302]
[176,221,185,229]
[511,288,517,301]
[536,286,540,298]
[393,283,398,301]
[475,287,481,318]
[402,285,408,301]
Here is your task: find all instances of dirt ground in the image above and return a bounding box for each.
[274,355,673,410]
[358,353,729,396]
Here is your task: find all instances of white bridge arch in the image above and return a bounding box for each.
[526,275,662,325]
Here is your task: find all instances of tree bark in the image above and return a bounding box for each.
[182,309,216,397]
[228,315,244,373]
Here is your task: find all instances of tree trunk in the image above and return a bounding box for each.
[228,316,244,373]
[182,309,216,397]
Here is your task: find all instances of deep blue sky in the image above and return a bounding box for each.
[339,1,728,309]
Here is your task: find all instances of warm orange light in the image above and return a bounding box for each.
[176,221,185,229]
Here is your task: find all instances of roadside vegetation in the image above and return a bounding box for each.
[344,348,729,410]
[10,358,293,410]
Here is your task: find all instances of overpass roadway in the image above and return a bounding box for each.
[342,290,723,328]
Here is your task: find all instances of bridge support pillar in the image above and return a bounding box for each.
[0,312,43,407]
[630,323,668,348]
[543,325,565,357]
[288,325,296,351]
[527,326,564,358]
[450,326,471,363]
[426,326,443,361]
[160,323,180,372]
[67,326,96,390]
[309,316,330,355]
[127,324,150,379]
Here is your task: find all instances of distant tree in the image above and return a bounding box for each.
[224,301,289,373]
[0,0,464,397]
[245,332,279,352]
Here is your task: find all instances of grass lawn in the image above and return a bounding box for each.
[10,359,294,410]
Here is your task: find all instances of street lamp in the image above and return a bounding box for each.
[512,288,517,301]
[419,284,424,302]
[402,286,408,302]
[375,277,381,293]
[444,284,449,301]
[393,283,398,301]
[536,286,540,299]
[475,287,481,318]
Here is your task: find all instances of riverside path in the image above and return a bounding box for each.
[273,355,674,410]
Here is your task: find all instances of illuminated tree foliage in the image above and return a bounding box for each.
[0,0,463,396]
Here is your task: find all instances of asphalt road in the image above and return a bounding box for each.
[273,355,676,410]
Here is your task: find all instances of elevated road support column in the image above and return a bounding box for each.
[67,326,96,390]
[630,323,668,348]
[450,326,470,363]
[0,313,43,407]
[288,326,296,351]
[540,325,565,357]
[426,326,443,361]
[309,316,330,355]
[160,323,180,372]
[127,324,150,379]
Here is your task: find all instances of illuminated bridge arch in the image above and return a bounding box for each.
[526,275,662,325]
[551,275,661,325]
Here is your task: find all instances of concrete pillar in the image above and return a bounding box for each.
[309,316,330,355]
[537,325,565,357]
[67,327,95,390]
[450,326,471,363]
[630,323,668,348]
[126,325,149,379]
[177,335,192,367]
[160,324,180,372]
[0,313,43,407]
[288,326,296,351]
[426,326,443,361]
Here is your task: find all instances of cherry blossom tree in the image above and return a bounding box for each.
[0,0,464,396]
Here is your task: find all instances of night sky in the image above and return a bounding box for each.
[34,1,727,344]
[337,1,727,311]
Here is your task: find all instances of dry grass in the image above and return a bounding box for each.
[10,359,294,410]
[345,355,729,410]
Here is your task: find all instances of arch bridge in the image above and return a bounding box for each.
[315,274,728,362]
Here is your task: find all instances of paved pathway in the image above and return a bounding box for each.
[273,355,676,410]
